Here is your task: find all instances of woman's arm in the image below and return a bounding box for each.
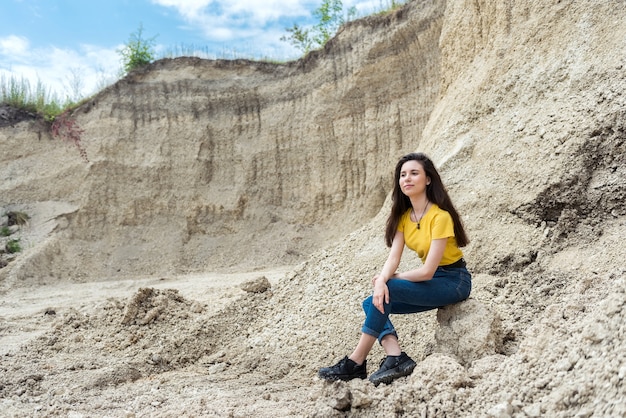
[376,230,405,282]
[396,238,448,282]
[372,231,404,313]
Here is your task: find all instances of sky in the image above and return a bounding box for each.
[0,0,389,101]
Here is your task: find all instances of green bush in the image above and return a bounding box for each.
[6,239,21,254]
[281,0,407,55]
[0,226,11,237]
[118,24,157,74]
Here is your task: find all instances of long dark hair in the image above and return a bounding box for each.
[384,152,469,248]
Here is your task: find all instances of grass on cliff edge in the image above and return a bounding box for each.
[0,74,72,121]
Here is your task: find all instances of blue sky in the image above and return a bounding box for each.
[0,0,387,101]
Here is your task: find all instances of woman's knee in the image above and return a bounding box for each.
[385,279,414,301]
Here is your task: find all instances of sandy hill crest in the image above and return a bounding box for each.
[1,0,625,416]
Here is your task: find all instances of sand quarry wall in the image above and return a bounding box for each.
[1,0,626,417]
[1,1,444,285]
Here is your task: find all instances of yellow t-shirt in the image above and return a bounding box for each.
[397,203,463,266]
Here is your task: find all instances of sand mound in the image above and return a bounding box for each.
[1,288,207,395]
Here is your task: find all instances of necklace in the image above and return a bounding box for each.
[413,201,429,230]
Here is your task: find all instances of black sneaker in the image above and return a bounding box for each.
[368,352,416,386]
[318,356,367,381]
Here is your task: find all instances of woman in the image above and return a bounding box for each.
[318,152,471,386]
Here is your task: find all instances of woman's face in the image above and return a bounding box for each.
[399,159,429,197]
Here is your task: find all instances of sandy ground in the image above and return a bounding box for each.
[2,210,623,418]
[0,267,292,357]
[0,266,318,418]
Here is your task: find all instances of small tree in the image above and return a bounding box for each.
[282,0,351,55]
[311,0,345,48]
[282,24,314,55]
[118,24,157,75]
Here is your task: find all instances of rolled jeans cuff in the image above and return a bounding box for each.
[361,325,398,344]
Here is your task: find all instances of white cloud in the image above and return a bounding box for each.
[0,35,30,57]
[225,0,314,22]
[151,0,315,42]
[148,0,390,56]
[150,0,395,32]
[151,0,213,20]
[46,46,121,98]
[0,38,121,100]
[152,0,313,25]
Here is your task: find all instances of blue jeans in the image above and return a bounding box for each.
[361,266,472,343]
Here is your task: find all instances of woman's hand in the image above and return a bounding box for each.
[372,278,389,314]
[372,273,397,285]
[371,274,382,286]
